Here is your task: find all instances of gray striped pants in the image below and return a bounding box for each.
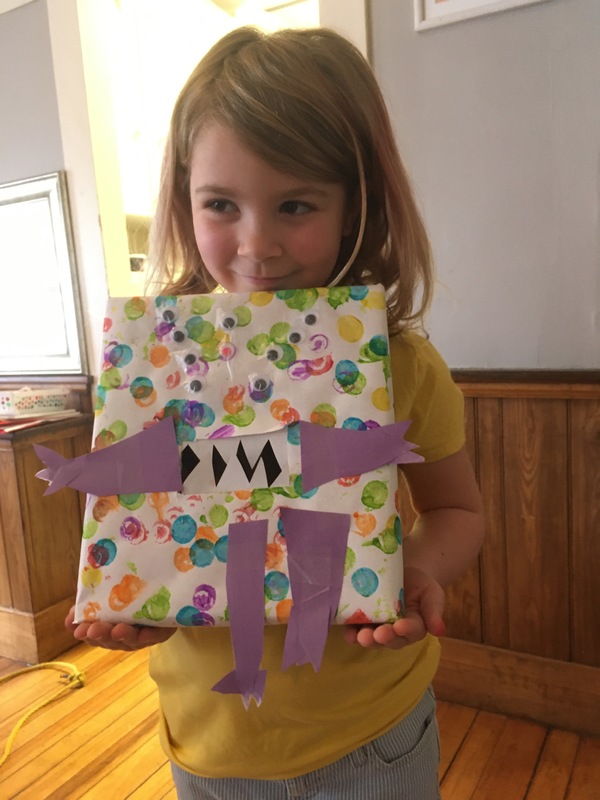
[170,687,441,799]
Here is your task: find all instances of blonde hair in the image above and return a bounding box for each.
[149,26,433,333]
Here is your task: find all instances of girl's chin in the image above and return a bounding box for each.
[231,274,294,292]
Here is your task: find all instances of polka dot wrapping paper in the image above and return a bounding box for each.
[73,285,418,631]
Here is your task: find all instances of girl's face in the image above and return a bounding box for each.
[189,124,352,293]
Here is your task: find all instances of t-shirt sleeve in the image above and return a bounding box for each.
[389,331,465,463]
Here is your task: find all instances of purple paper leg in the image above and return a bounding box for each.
[279,508,350,672]
[212,520,268,708]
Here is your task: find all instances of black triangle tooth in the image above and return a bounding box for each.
[181,445,200,483]
[212,445,228,486]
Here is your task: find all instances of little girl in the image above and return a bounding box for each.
[68,26,484,799]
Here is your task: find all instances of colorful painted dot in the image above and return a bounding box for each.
[176,606,216,626]
[371,387,391,411]
[193,583,216,611]
[87,539,117,568]
[337,315,364,343]
[335,359,359,387]
[264,571,290,601]
[368,335,388,357]
[172,514,197,544]
[350,286,369,300]
[124,297,146,320]
[208,504,228,528]
[214,536,228,562]
[130,376,154,401]
[190,539,215,568]
[342,417,367,430]
[107,343,133,368]
[119,516,148,544]
[82,520,98,540]
[119,493,145,511]
[361,480,389,510]
[351,567,379,597]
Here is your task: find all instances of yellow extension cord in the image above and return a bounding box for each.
[0,661,85,768]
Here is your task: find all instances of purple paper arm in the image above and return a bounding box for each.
[212,520,268,708]
[34,416,183,496]
[280,507,350,672]
[299,420,423,492]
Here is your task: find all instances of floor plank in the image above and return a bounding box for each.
[466,718,547,799]
[525,729,580,800]
[0,654,151,782]
[437,699,477,780]
[565,737,600,800]
[85,734,168,800]
[1,642,599,799]
[441,710,506,799]
[122,760,174,800]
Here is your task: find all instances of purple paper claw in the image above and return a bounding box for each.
[211,668,267,710]
[212,520,269,708]
[34,416,183,496]
[280,507,350,671]
[299,420,424,492]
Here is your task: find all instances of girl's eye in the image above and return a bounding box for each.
[280,200,312,216]
[206,199,236,214]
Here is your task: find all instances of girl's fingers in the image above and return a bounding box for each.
[66,606,175,650]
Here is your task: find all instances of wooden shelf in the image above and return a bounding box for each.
[0,414,94,662]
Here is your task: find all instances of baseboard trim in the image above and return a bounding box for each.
[433,638,600,737]
[0,596,75,663]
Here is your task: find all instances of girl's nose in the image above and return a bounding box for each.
[237,219,283,262]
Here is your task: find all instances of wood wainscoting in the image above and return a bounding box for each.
[403,372,600,737]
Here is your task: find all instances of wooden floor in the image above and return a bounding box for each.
[1,643,599,799]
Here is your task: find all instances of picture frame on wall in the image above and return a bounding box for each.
[414,0,550,31]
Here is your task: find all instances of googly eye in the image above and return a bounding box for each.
[250,375,269,392]
[219,341,237,361]
[189,379,203,393]
[171,326,188,344]
[303,311,318,326]
[217,309,238,331]
[161,308,178,324]
[184,353,197,366]
[266,344,284,362]
[248,374,274,403]
[287,328,305,345]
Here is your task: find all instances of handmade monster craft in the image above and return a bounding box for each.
[36,285,422,705]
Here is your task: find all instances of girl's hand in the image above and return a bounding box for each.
[343,565,446,649]
[65,605,176,651]
[345,447,484,651]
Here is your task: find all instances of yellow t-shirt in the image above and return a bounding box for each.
[149,331,465,779]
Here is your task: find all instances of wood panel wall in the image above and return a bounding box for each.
[0,416,93,662]
[405,374,600,735]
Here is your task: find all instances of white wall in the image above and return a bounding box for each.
[46,0,109,376]
[0,0,108,378]
[371,0,600,368]
[0,0,62,182]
